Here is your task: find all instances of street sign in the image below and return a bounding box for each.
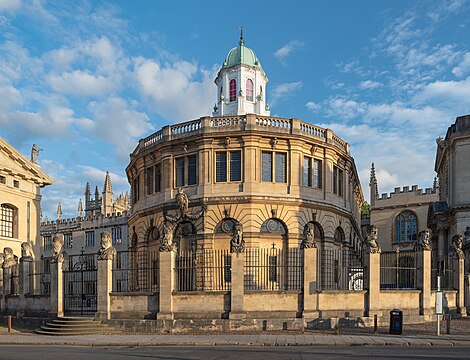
[436,291,443,315]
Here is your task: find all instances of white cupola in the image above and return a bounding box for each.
[212,31,270,117]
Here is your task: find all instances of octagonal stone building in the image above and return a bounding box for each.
[125,36,365,322]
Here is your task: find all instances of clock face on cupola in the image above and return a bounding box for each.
[212,30,270,117]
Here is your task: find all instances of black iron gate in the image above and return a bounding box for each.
[63,251,98,316]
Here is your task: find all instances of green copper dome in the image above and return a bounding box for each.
[222,36,264,72]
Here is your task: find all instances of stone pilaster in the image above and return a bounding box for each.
[50,260,64,318]
[302,247,319,319]
[229,251,245,319]
[157,250,175,320]
[366,252,381,317]
[417,250,432,317]
[96,257,113,320]
[454,257,467,316]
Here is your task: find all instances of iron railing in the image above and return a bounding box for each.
[318,247,365,290]
[244,248,302,291]
[175,249,231,291]
[380,250,417,289]
[113,250,159,292]
[28,257,51,295]
[9,263,20,295]
[431,254,455,290]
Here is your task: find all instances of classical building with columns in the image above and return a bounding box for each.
[0,136,52,259]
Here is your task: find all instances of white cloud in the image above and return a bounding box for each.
[324,96,448,127]
[48,70,118,97]
[318,122,437,203]
[452,52,470,76]
[305,101,321,112]
[134,58,216,121]
[0,0,21,11]
[269,81,302,106]
[274,40,304,61]
[359,80,382,90]
[87,97,153,161]
[0,84,22,110]
[415,76,470,103]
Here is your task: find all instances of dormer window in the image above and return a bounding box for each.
[229,79,237,102]
[246,79,253,101]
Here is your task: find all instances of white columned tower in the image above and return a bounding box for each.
[212,31,270,117]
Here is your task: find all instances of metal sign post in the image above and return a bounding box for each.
[436,275,443,336]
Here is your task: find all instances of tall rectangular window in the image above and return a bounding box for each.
[85,231,95,247]
[146,166,154,195]
[304,157,312,187]
[333,165,343,196]
[188,154,197,185]
[175,158,185,187]
[216,152,227,182]
[313,159,322,189]
[112,226,122,245]
[338,168,344,197]
[333,166,338,194]
[43,235,52,250]
[230,151,241,181]
[275,153,287,183]
[64,233,73,249]
[155,164,162,192]
[155,164,161,192]
[262,152,272,182]
[0,204,14,238]
[132,175,140,205]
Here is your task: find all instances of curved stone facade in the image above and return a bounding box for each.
[126,114,364,255]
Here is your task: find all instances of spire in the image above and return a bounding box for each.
[369,163,379,206]
[103,171,113,194]
[57,201,62,220]
[239,26,244,46]
[94,185,100,201]
[78,198,83,217]
[369,163,377,186]
[433,176,439,193]
[85,182,91,199]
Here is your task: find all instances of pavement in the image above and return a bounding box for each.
[0,330,469,347]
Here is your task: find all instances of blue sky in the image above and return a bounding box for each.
[1,0,469,219]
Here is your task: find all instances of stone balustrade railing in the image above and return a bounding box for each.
[134,114,349,155]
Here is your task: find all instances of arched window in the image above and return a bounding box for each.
[246,79,253,101]
[395,211,418,243]
[229,79,237,102]
[0,204,16,238]
[334,227,345,243]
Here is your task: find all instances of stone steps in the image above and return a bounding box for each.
[35,317,114,336]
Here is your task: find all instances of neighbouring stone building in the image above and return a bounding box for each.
[369,163,439,252]
[0,137,53,258]
[40,172,130,257]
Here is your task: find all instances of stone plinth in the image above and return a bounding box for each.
[417,250,432,317]
[229,252,245,319]
[302,247,319,319]
[96,258,113,320]
[366,252,381,317]
[50,261,64,318]
[157,251,175,320]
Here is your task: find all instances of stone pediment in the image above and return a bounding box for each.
[0,137,53,187]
